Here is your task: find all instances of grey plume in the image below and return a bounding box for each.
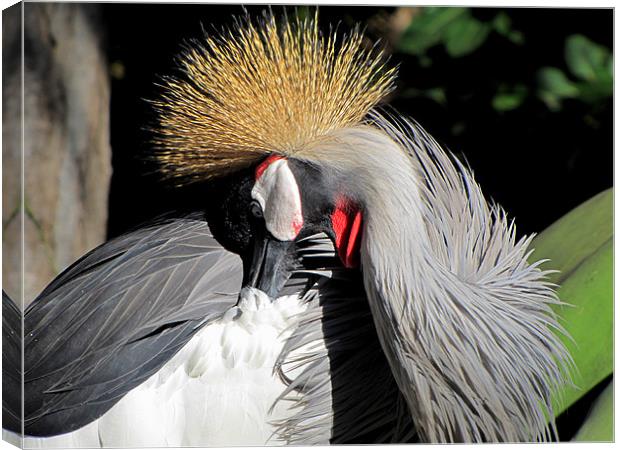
[298,112,572,442]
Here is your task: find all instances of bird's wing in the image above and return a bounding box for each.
[22,216,241,437]
[3,291,23,434]
[273,234,417,444]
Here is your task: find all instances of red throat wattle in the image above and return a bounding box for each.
[330,197,363,269]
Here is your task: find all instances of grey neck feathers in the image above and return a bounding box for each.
[301,113,572,443]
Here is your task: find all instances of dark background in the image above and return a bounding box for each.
[101,5,613,241]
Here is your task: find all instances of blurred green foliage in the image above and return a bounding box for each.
[397,8,522,58]
[538,35,613,110]
[386,5,612,254]
[492,83,528,111]
[397,8,612,113]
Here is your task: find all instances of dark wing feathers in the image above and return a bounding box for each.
[21,217,241,437]
[3,291,22,434]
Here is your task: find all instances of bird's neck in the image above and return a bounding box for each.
[353,136,442,440]
[305,126,438,435]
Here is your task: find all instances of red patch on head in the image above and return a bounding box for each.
[255,154,285,180]
[330,197,363,269]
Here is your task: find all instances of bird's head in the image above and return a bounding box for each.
[204,152,365,299]
[150,11,391,299]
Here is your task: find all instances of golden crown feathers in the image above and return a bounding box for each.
[151,11,396,184]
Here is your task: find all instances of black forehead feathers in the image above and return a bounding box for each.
[204,167,255,254]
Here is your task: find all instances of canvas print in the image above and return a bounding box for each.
[1,3,613,447]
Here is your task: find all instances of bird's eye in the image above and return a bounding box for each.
[250,201,263,219]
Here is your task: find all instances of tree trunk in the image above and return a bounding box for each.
[2,3,112,306]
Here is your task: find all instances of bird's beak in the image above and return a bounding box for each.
[241,229,295,299]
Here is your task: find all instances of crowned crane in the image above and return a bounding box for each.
[3,12,571,447]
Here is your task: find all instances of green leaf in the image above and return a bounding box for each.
[537,67,580,110]
[537,67,580,99]
[492,12,524,44]
[537,36,611,108]
[530,189,613,415]
[553,238,612,414]
[565,34,612,82]
[531,189,612,284]
[492,94,522,111]
[492,12,511,35]
[507,30,525,45]
[424,87,447,104]
[444,15,491,57]
[573,379,613,442]
[575,78,613,104]
[492,84,528,111]
[397,7,468,55]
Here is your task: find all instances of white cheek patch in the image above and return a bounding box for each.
[251,159,304,241]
